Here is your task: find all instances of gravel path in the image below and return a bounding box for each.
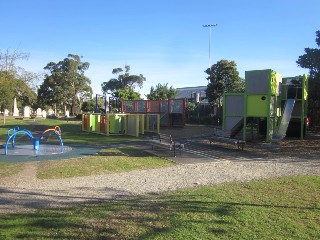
[0,159,319,213]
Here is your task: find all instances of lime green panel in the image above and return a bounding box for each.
[247,95,268,116]
[95,115,100,132]
[270,70,281,95]
[90,115,96,132]
[303,74,308,101]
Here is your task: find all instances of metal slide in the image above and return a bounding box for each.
[271,99,295,142]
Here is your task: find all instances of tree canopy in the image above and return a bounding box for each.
[101,65,145,100]
[38,54,92,115]
[205,60,244,119]
[297,30,320,125]
[297,30,320,78]
[0,49,38,110]
[205,59,244,105]
[146,83,178,100]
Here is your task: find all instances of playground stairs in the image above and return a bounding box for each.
[160,112,168,127]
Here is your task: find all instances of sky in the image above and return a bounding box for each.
[1,0,319,99]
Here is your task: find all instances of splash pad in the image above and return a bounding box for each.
[4,126,71,156]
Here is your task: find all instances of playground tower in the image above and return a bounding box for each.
[222,69,308,142]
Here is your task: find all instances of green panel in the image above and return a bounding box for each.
[270,70,281,95]
[92,115,100,132]
[247,95,268,116]
[90,115,96,132]
[303,74,308,101]
[95,115,100,132]
[109,115,122,133]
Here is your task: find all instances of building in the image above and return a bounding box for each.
[176,86,208,104]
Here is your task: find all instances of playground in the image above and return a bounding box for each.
[0,70,318,238]
[0,119,319,239]
[1,118,320,163]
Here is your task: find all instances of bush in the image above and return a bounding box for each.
[76,114,82,120]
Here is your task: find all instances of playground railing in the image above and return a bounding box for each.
[151,133,184,157]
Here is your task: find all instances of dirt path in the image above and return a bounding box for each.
[0,158,319,214]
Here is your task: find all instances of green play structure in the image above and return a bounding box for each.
[222,69,308,142]
[82,113,160,137]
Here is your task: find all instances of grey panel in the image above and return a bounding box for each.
[123,101,134,112]
[245,70,270,94]
[147,115,158,131]
[170,99,184,113]
[127,115,137,135]
[225,95,244,115]
[161,101,168,112]
[137,101,146,112]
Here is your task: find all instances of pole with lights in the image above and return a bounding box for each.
[202,24,218,69]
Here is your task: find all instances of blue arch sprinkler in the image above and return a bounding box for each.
[4,126,64,155]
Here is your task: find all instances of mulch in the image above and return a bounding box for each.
[160,124,320,160]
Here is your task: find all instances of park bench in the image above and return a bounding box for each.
[209,129,246,150]
[151,133,184,157]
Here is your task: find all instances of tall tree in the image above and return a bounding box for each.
[38,54,92,115]
[205,60,244,118]
[101,65,145,101]
[117,88,141,100]
[297,30,320,125]
[0,48,38,111]
[147,83,178,100]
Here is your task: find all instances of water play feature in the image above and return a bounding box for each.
[4,126,67,156]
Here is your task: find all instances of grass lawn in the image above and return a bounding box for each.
[0,162,24,178]
[0,176,319,239]
[0,118,142,145]
[37,147,175,179]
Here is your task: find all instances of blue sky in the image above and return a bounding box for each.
[1,0,319,98]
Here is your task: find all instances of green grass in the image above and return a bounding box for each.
[0,162,24,178]
[0,176,319,239]
[0,118,143,145]
[37,147,175,179]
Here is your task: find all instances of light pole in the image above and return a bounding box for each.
[202,24,218,69]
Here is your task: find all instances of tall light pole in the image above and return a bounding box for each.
[202,24,218,69]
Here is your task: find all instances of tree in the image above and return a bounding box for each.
[14,78,37,108]
[0,48,39,112]
[205,60,244,119]
[81,98,96,113]
[186,101,196,118]
[101,65,145,101]
[0,71,15,111]
[297,30,320,125]
[146,83,178,100]
[38,54,92,115]
[117,88,141,100]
